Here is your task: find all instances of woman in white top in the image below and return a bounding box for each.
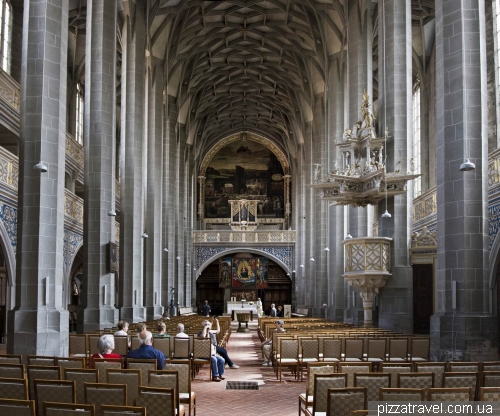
[256,298,263,317]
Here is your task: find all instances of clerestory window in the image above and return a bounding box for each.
[412,82,421,198]
[0,0,11,73]
[75,82,84,145]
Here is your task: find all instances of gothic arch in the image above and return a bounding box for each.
[0,216,16,289]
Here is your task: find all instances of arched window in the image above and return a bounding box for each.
[412,81,421,198]
[0,0,11,73]
[75,82,84,145]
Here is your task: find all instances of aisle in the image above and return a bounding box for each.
[191,320,304,416]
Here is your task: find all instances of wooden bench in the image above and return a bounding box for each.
[291,308,308,317]
[178,307,197,316]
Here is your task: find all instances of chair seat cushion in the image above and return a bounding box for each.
[279,358,298,363]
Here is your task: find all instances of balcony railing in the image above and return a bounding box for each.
[194,230,295,244]
[0,146,18,190]
[0,69,19,110]
[64,189,83,224]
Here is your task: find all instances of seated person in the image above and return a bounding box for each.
[176,323,189,338]
[127,330,165,370]
[260,320,285,366]
[155,322,170,337]
[114,320,131,348]
[199,320,225,382]
[199,318,239,369]
[91,334,122,367]
[276,305,284,317]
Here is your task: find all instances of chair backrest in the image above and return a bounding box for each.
[69,335,87,358]
[280,339,298,360]
[152,337,171,359]
[300,339,319,360]
[326,388,367,416]
[0,354,23,364]
[148,370,180,415]
[126,359,157,386]
[84,383,127,413]
[410,338,430,361]
[163,361,191,395]
[106,369,141,409]
[27,365,62,400]
[112,336,129,357]
[27,356,56,367]
[63,368,98,405]
[482,362,500,372]
[443,372,478,400]
[448,362,480,373]
[322,339,342,361]
[131,336,141,351]
[482,371,500,387]
[0,376,29,400]
[0,363,25,379]
[480,387,500,401]
[34,379,76,414]
[379,388,425,401]
[87,335,101,357]
[344,339,364,361]
[312,374,349,413]
[305,363,336,397]
[414,362,447,388]
[338,362,372,387]
[387,338,408,361]
[380,363,413,387]
[192,338,212,359]
[93,359,123,383]
[55,357,85,370]
[135,386,175,416]
[366,338,386,361]
[43,401,95,416]
[397,372,434,390]
[0,398,35,416]
[173,338,191,359]
[354,373,391,402]
[427,387,472,401]
[100,405,145,416]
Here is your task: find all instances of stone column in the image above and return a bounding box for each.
[145,58,164,320]
[197,176,205,221]
[432,0,497,360]
[8,0,69,356]
[376,0,413,333]
[175,125,187,306]
[119,4,147,322]
[78,0,118,333]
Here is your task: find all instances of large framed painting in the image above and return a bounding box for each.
[219,257,232,288]
[256,257,268,288]
[203,140,285,219]
[232,257,256,288]
[232,290,257,301]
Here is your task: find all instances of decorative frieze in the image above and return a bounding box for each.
[0,146,18,190]
[193,230,295,244]
[0,69,20,110]
[64,189,84,225]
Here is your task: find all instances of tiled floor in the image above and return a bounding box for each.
[190,321,304,416]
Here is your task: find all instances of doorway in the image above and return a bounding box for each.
[413,264,433,334]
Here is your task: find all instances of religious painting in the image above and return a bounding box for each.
[219,257,232,288]
[232,290,257,301]
[256,257,269,288]
[109,242,118,273]
[203,139,285,219]
[232,257,256,288]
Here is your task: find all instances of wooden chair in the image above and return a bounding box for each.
[354,373,391,402]
[0,376,29,400]
[427,387,472,401]
[84,383,127,413]
[299,363,337,416]
[0,354,23,364]
[338,362,372,388]
[34,379,76,416]
[69,335,87,358]
[126,359,157,386]
[100,405,145,416]
[448,362,480,373]
[343,338,364,362]
[397,372,434,398]
[387,338,408,362]
[443,372,478,400]
[172,338,191,361]
[299,339,319,379]
[63,368,98,405]
[379,388,425,401]
[380,362,413,388]
[326,388,367,416]
[366,338,387,371]
[113,336,129,357]
[482,371,500,387]
[135,386,176,416]
[321,338,341,366]
[0,363,25,379]
[409,337,430,362]
[92,358,123,383]
[153,337,171,361]
[55,357,85,370]
[414,362,447,388]
[131,336,141,352]
[43,402,95,416]
[87,335,101,358]
[191,338,212,380]
[277,338,299,382]
[27,355,56,367]
[304,374,351,416]
[0,398,35,416]
[27,365,62,400]
[106,369,141,410]
[482,362,500,372]
[164,361,195,416]
[480,387,500,401]
[149,370,183,416]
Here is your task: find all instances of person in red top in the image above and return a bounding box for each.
[91,334,122,367]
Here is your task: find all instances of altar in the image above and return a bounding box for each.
[227,302,258,321]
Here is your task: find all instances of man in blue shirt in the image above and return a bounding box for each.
[127,330,165,370]
[201,300,211,317]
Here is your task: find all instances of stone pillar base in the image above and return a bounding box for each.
[120,306,146,324]
[430,314,498,362]
[145,306,165,321]
[77,306,119,333]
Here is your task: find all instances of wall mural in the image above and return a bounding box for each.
[204,139,285,219]
[219,257,232,288]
